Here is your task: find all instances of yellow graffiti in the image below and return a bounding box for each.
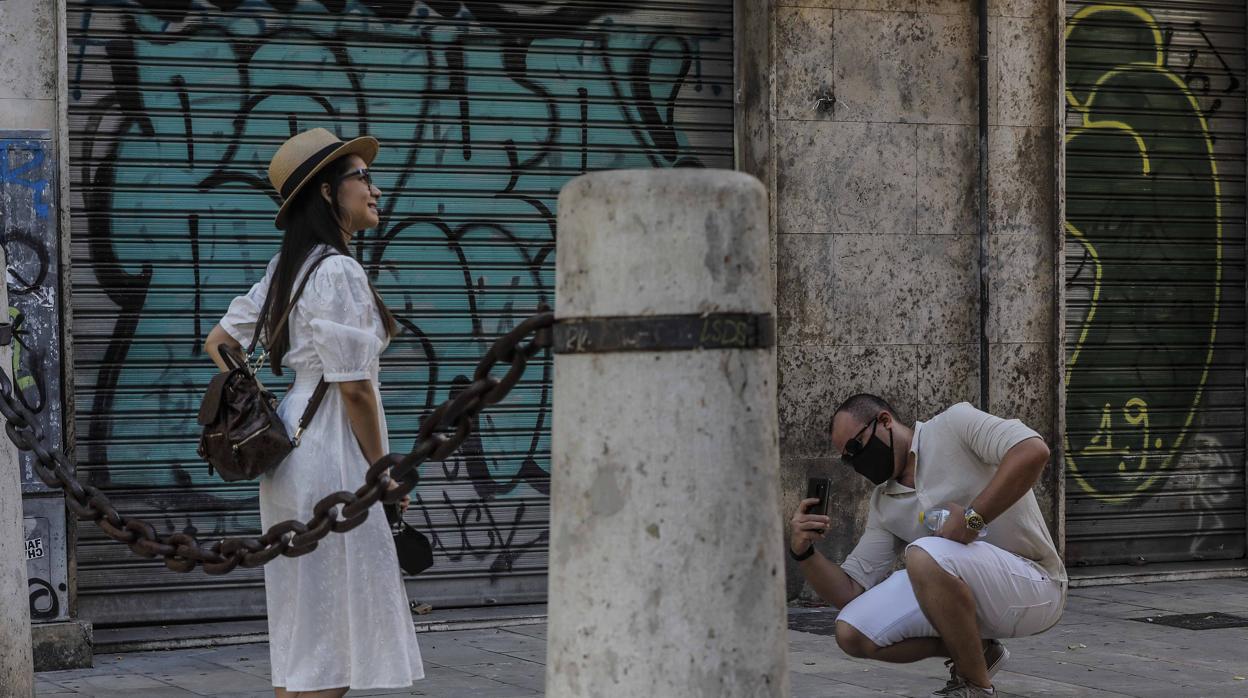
[8,307,34,392]
[1063,4,1223,504]
[1082,398,1153,473]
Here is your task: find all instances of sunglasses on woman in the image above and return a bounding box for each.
[337,167,373,186]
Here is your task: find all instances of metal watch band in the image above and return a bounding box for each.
[789,543,817,562]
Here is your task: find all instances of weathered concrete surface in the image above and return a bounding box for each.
[761,0,1060,599]
[549,170,787,697]
[0,0,58,131]
[34,578,1248,697]
[0,251,33,694]
[31,622,92,673]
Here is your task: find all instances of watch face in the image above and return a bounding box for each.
[965,511,986,530]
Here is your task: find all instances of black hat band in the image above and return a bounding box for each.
[281,142,345,200]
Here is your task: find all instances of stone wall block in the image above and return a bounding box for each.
[989,125,1054,235]
[991,0,1053,18]
[988,341,1058,527]
[778,0,916,12]
[989,342,1055,444]
[777,120,917,235]
[998,15,1054,127]
[914,0,1052,19]
[821,234,978,345]
[0,1,57,100]
[988,232,1052,344]
[833,10,979,124]
[917,124,977,235]
[914,343,979,418]
[777,7,838,122]
[777,233,837,346]
[778,344,918,459]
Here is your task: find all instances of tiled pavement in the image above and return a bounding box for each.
[36,578,1248,697]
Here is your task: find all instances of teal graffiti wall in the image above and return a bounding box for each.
[69,0,733,617]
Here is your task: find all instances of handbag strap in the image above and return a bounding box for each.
[246,250,341,445]
[247,251,339,355]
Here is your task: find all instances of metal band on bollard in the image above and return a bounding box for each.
[553,313,774,354]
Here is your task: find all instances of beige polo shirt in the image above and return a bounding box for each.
[840,402,1066,592]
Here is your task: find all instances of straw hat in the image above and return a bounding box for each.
[268,128,379,229]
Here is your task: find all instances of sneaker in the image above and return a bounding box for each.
[938,684,996,697]
[984,640,1009,678]
[932,640,1008,697]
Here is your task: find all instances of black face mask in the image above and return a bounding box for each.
[843,418,896,485]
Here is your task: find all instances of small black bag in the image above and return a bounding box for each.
[384,503,435,576]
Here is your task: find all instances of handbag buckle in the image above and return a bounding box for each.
[250,350,269,375]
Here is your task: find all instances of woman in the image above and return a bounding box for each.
[204,128,424,697]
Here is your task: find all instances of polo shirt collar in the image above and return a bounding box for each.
[882,420,923,495]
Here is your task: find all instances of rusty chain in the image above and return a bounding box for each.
[0,310,554,575]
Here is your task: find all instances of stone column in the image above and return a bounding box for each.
[548,169,788,697]
[0,239,34,694]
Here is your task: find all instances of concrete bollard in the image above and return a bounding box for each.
[548,169,788,697]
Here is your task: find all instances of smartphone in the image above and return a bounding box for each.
[805,477,831,533]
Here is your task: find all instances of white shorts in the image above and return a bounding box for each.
[836,537,1065,648]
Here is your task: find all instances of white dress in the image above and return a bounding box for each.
[219,247,424,691]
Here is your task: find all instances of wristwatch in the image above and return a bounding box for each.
[789,543,816,562]
[964,507,987,532]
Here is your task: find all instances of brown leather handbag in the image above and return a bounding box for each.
[196,253,336,482]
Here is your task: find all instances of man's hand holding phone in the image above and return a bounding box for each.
[790,500,831,558]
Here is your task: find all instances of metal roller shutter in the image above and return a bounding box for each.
[1064,0,1247,565]
[68,0,734,624]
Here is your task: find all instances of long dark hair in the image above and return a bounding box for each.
[263,155,398,375]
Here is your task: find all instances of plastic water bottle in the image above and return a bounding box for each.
[920,507,987,538]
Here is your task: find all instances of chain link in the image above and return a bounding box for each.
[2,309,553,574]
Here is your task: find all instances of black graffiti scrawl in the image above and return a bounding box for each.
[68,0,732,601]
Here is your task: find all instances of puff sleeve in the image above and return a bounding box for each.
[302,255,386,382]
[219,259,276,347]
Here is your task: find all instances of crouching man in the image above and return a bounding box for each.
[790,394,1066,697]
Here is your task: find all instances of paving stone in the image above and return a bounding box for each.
[38,672,179,693]
[990,669,1137,697]
[788,649,863,675]
[34,679,75,695]
[454,659,547,692]
[188,646,272,680]
[408,666,540,696]
[495,648,546,664]
[417,637,513,668]
[499,625,547,640]
[143,663,275,694]
[788,670,900,696]
[460,629,548,654]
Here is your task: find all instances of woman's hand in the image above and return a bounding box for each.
[386,478,411,515]
[204,324,242,372]
[789,498,830,557]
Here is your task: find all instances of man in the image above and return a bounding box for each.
[790,394,1065,697]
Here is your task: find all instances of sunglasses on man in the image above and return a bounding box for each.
[842,417,878,463]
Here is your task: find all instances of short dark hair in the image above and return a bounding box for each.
[833,393,904,427]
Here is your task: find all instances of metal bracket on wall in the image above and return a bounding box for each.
[553,313,774,354]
